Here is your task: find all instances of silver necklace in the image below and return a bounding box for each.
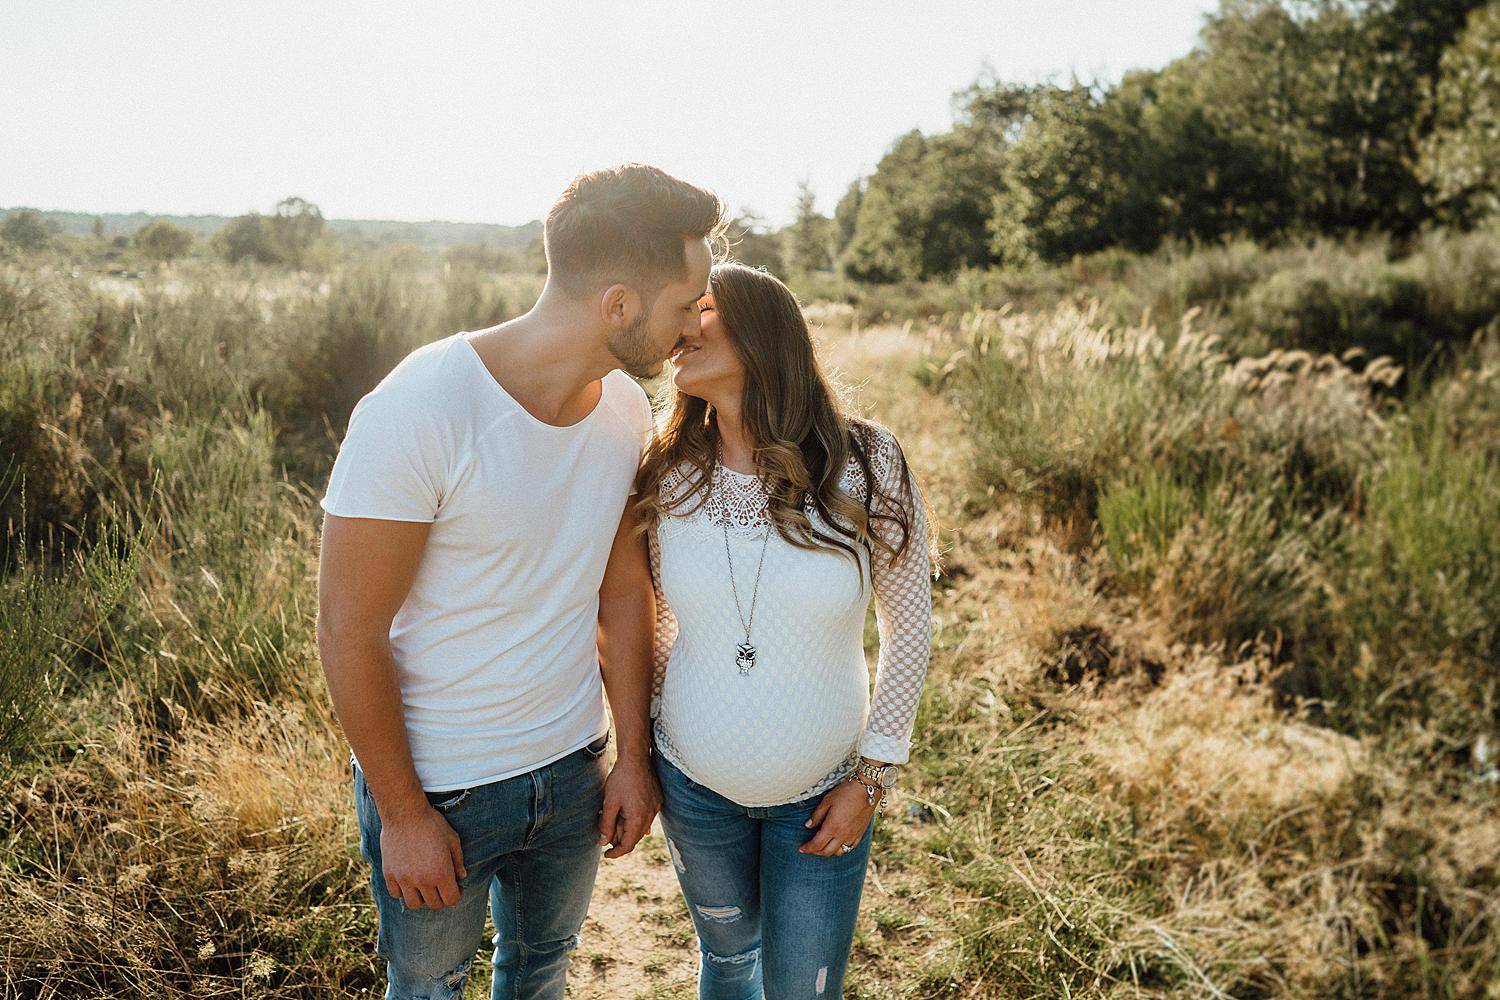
[716,460,772,676]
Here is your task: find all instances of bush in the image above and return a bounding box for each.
[0,513,139,768]
[1330,380,1500,737]
[1231,264,1430,364]
[1098,466,1335,652]
[133,220,195,262]
[939,300,1500,746]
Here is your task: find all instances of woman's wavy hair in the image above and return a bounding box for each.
[631,262,928,584]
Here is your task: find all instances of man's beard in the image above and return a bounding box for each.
[606,313,666,380]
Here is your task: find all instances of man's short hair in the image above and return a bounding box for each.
[545,163,727,299]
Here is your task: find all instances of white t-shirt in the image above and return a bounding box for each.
[319,330,653,792]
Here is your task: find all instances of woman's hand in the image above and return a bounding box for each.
[800,777,878,857]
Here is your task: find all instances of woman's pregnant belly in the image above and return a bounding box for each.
[657,644,870,806]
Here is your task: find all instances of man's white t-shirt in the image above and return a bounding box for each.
[319,330,653,792]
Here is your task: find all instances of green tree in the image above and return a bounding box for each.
[844,133,928,283]
[270,196,326,268]
[1418,1,1500,223]
[214,213,280,264]
[214,197,328,267]
[0,210,52,252]
[784,180,833,277]
[845,125,1005,282]
[1185,0,1486,234]
[832,179,863,259]
[987,79,1182,265]
[1135,60,1286,242]
[133,220,194,261]
[724,213,784,272]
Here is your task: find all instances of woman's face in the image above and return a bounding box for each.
[668,290,746,401]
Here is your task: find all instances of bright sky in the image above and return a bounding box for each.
[1,2,1218,227]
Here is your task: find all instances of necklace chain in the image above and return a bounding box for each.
[716,459,772,673]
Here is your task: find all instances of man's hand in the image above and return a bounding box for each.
[800,778,878,857]
[597,754,662,859]
[379,804,468,910]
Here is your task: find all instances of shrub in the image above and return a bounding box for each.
[0,510,140,768]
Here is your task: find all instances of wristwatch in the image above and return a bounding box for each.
[855,758,900,790]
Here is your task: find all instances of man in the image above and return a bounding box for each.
[317,163,725,999]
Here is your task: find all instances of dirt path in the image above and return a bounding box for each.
[567,320,959,1000]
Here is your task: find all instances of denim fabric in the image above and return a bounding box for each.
[652,749,875,1000]
[351,733,610,999]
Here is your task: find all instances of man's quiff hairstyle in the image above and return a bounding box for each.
[545,163,728,299]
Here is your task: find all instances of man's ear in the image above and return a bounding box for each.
[599,283,640,329]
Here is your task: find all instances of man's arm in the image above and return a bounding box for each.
[317,512,467,909]
[594,502,661,859]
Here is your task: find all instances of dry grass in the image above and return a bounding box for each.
[2,262,1496,998]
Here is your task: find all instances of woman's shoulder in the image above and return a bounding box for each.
[844,419,906,487]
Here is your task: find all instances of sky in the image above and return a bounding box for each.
[1,2,1219,228]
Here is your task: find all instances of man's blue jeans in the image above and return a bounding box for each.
[351,733,609,1000]
[653,749,875,1000]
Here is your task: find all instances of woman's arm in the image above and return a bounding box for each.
[858,427,934,766]
[804,431,933,856]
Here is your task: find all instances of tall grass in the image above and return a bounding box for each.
[940,299,1497,751]
[2,244,1495,996]
[0,257,526,995]
[0,502,140,763]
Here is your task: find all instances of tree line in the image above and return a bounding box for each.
[779,0,1500,283]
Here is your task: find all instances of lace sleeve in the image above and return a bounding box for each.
[857,427,933,764]
[647,519,677,720]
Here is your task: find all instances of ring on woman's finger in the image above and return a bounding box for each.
[839,843,854,855]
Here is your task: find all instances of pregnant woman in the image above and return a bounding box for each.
[631,262,934,999]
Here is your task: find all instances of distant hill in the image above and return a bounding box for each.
[0,207,542,249]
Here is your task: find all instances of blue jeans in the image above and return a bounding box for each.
[653,749,875,1000]
[351,733,610,1000]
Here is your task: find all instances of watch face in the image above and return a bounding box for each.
[878,765,899,787]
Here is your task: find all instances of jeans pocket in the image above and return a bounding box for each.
[581,731,611,759]
[423,786,472,815]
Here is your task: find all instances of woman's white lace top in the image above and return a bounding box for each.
[648,425,933,807]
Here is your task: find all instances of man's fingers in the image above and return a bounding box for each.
[603,800,661,858]
[447,833,468,881]
[603,816,634,858]
[607,812,648,857]
[385,876,403,901]
[598,796,622,847]
[417,881,446,910]
[435,874,462,908]
[401,883,425,910]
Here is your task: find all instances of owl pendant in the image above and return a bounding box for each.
[735,642,757,675]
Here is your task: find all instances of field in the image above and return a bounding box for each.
[1,241,1498,998]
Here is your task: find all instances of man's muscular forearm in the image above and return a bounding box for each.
[597,594,654,760]
[318,624,428,823]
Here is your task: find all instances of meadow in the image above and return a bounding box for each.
[1,230,1497,997]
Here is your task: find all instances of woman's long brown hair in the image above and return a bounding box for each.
[631,262,926,584]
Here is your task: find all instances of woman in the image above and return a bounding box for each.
[631,262,934,999]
